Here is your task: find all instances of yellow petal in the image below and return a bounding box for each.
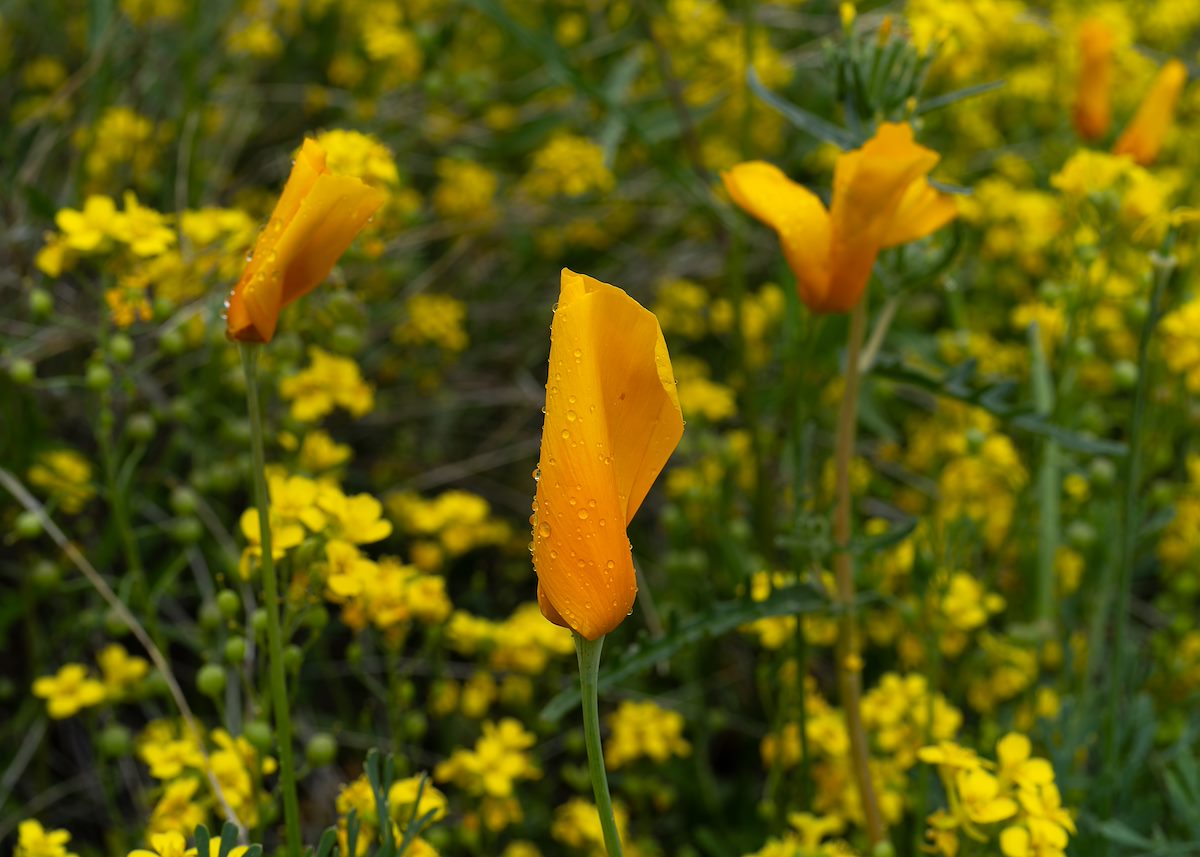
[1114,59,1188,166]
[532,270,684,639]
[722,161,833,310]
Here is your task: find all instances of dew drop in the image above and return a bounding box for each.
[566,410,577,422]
[578,510,588,520]
[532,467,540,481]
[560,429,570,440]
[538,521,551,538]
[606,560,615,569]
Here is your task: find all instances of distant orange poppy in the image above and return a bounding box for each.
[226,139,385,343]
[531,270,684,640]
[1114,59,1188,166]
[1074,19,1115,141]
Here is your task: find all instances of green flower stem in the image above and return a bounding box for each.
[832,299,887,848]
[240,343,302,857]
[1105,239,1177,803]
[574,632,624,857]
[1028,321,1060,631]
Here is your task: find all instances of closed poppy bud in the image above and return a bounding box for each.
[226,139,386,343]
[1113,59,1188,166]
[1074,19,1114,141]
[722,122,956,314]
[531,269,684,640]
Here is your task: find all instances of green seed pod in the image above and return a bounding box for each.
[305,732,337,767]
[196,664,226,697]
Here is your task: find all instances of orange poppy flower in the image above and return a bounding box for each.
[226,139,386,343]
[721,122,957,314]
[1074,19,1115,142]
[1114,59,1188,166]
[531,269,684,640]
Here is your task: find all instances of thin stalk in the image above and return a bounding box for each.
[1105,241,1176,810]
[239,344,302,857]
[574,633,624,857]
[832,299,886,847]
[1028,322,1059,631]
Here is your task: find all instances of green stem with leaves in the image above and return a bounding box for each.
[832,299,887,848]
[240,343,302,857]
[574,633,623,857]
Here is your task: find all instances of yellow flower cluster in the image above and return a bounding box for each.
[920,733,1075,857]
[763,673,962,828]
[551,798,636,857]
[673,357,738,423]
[280,347,375,422]
[28,449,94,514]
[137,721,277,832]
[742,812,858,857]
[72,105,160,187]
[434,719,540,831]
[323,540,451,636]
[32,643,149,719]
[335,773,446,856]
[432,158,498,223]
[446,602,575,675]
[392,294,470,355]
[387,489,512,571]
[604,700,691,769]
[14,820,78,857]
[520,133,613,200]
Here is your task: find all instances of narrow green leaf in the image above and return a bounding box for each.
[916,80,1006,114]
[746,68,857,149]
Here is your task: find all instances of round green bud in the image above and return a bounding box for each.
[31,559,61,591]
[143,670,169,697]
[303,606,329,632]
[244,720,273,752]
[196,664,226,697]
[158,328,185,356]
[109,334,135,363]
[153,296,176,319]
[403,711,427,740]
[85,362,113,390]
[127,412,156,443]
[8,358,35,385]
[345,642,363,664]
[169,486,199,516]
[224,636,247,664]
[29,288,53,319]
[251,608,269,636]
[330,324,364,355]
[305,732,338,767]
[1066,520,1097,549]
[1071,337,1095,359]
[284,645,303,674]
[1089,458,1117,487]
[98,723,133,757]
[216,589,241,619]
[1113,360,1138,389]
[13,511,42,539]
[171,517,203,544]
[198,600,222,631]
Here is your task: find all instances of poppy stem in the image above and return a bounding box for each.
[574,632,624,857]
[832,299,887,848]
[240,343,303,857]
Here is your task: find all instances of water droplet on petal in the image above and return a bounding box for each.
[566,410,577,422]
[538,521,551,538]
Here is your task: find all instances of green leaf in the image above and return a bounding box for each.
[539,585,830,722]
[1091,819,1156,850]
[194,825,211,857]
[314,828,338,857]
[916,80,1006,115]
[218,822,238,857]
[746,68,857,150]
